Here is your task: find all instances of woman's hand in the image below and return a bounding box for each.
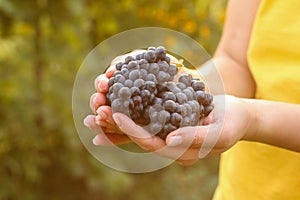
[111,95,256,166]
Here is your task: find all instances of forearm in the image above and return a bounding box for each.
[199,56,256,98]
[244,99,300,152]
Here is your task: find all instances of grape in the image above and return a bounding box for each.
[144,50,156,63]
[149,123,163,133]
[104,46,214,139]
[175,92,188,104]
[148,63,160,74]
[164,56,171,64]
[203,93,213,106]
[127,61,139,70]
[157,110,170,124]
[178,74,192,86]
[115,74,125,84]
[182,88,194,101]
[108,77,115,86]
[156,71,169,83]
[118,87,131,100]
[168,64,178,76]
[124,79,133,88]
[158,61,169,72]
[116,62,123,70]
[162,92,176,101]
[134,78,145,89]
[204,104,214,116]
[196,90,206,104]
[148,46,156,51]
[121,67,130,78]
[192,80,205,91]
[112,83,123,94]
[129,70,140,81]
[130,87,140,96]
[139,69,148,79]
[144,81,156,93]
[155,46,166,60]
[164,100,177,113]
[176,83,185,90]
[170,113,182,126]
[111,99,125,113]
[146,73,157,83]
[132,95,142,105]
[125,55,135,64]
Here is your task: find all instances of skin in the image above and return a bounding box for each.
[84,0,300,166]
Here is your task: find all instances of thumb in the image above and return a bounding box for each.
[112,113,151,139]
[166,126,209,148]
[112,112,165,152]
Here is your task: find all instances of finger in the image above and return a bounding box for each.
[112,113,166,152]
[84,115,104,134]
[90,93,107,113]
[165,126,210,148]
[106,65,116,78]
[96,106,125,135]
[94,74,109,93]
[92,133,131,146]
[112,113,201,160]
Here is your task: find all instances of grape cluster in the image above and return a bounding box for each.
[106,46,214,139]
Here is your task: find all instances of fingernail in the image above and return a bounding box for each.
[95,115,101,125]
[112,114,122,128]
[83,116,91,128]
[98,111,108,119]
[93,135,100,145]
[167,136,183,146]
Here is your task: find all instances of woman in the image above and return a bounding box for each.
[84,0,300,199]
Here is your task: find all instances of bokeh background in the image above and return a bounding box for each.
[0,0,227,199]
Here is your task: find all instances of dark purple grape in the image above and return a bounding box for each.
[170,113,182,126]
[204,104,214,116]
[152,97,163,105]
[121,67,130,78]
[127,61,139,70]
[108,77,115,86]
[168,64,178,76]
[132,95,142,105]
[196,90,206,104]
[130,87,140,96]
[125,55,135,64]
[164,56,171,64]
[116,62,123,70]
[162,92,176,101]
[158,61,169,72]
[144,50,156,63]
[115,74,125,84]
[113,71,122,77]
[147,46,156,51]
[144,81,156,93]
[192,80,205,91]
[164,100,177,113]
[155,46,166,60]
[203,93,213,106]
[178,74,192,86]
[156,83,170,93]
[141,89,151,101]
[148,63,159,74]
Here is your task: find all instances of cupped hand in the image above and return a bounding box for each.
[111,95,255,166]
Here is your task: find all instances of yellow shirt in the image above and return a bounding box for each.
[214,0,300,199]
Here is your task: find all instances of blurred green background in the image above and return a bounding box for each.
[0,0,226,199]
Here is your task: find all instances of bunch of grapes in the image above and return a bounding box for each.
[106,46,214,139]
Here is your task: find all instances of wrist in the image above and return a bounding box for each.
[240,98,261,142]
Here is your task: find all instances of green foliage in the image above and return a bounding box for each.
[0,0,226,199]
